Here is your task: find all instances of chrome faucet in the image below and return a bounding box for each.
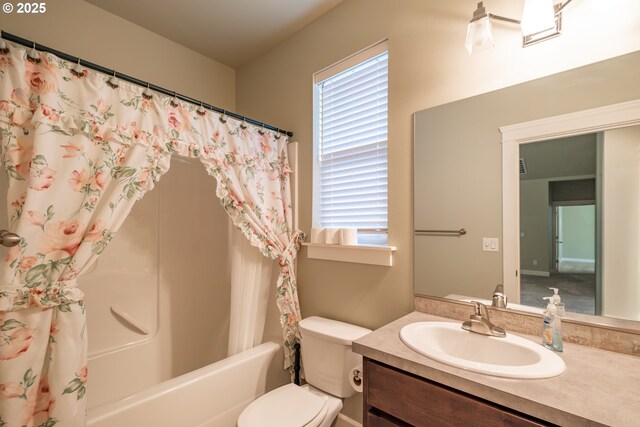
[462,301,506,337]
[491,284,507,308]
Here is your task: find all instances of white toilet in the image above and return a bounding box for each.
[237,316,372,427]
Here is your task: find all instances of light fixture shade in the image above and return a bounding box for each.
[465,17,495,54]
[521,0,556,36]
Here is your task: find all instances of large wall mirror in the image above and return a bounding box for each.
[414,50,640,325]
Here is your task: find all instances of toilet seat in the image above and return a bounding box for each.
[237,383,329,427]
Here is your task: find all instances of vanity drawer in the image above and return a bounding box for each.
[363,358,551,427]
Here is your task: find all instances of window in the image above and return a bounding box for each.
[313,41,388,245]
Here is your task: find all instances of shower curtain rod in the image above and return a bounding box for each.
[0,31,294,138]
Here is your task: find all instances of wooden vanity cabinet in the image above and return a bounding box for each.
[363,358,553,427]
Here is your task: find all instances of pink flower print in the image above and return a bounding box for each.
[11,192,26,209]
[18,256,37,272]
[61,140,86,158]
[40,103,60,122]
[0,382,22,400]
[79,365,88,384]
[41,219,86,256]
[133,130,148,145]
[259,132,272,155]
[96,98,109,115]
[24,55,59,94]
[0,326,36,360]
[29,167,57,191]
[212,128,221,142]
[23,377,56,426]
[153,125,163,137]
[26,210,46,227]
[84,219,105,242]
[167,107,192,132]
[68,169,89,191]
[0,100,10,112]
[7,136,34,179]
[94,126,112,143]
[286,312,298,327]
[90,171,107,191]
[138,168,150,187]
[168,111,182,130]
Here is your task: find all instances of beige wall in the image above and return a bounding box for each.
[0,0,235,110]
[236,0,640,329]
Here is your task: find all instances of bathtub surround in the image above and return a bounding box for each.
[0,40,301,424]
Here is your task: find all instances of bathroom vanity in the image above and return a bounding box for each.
[363,358,547,426]
[353,311,640,427]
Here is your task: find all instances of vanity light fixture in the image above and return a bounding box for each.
[465,0,575,54]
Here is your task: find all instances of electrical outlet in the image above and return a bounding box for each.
[533,259,538,266]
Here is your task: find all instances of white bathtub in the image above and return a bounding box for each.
[87,341,280,427]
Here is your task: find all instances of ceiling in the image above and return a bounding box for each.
[519,134,597,181]
[84,0,343,69]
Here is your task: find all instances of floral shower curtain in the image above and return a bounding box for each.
[0,40,303,426]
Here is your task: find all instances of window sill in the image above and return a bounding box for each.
[302,243,396,266]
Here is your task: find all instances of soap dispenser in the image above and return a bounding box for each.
[542,297,563,352]
[549,287,565,317]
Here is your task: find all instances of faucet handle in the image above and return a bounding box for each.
[470,301,489,318]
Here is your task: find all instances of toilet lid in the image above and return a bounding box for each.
[238,383,328,427]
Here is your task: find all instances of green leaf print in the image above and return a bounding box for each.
[31,154,48,166]
[6,165,24,181]
[111,166,136,179]
[63,378,83,394]
[34,418,59,427]
[16,368,37,399]
[0,319,26,331]
[46,205,55,220]
[25,264,48,284]
[63,377,86,401]
[57,303,71,313]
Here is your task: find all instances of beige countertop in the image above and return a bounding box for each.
[353,311,640,427]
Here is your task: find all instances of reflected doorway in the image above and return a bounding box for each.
[519,135,598,315]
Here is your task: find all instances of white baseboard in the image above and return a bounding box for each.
[521,270,550,277]
[334,413,362,427]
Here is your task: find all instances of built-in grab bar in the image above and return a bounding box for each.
[110,306,150,335]
[415,228,467,236]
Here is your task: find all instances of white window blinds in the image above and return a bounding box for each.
[316,49,388,232]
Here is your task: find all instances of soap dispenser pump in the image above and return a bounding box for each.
[549,287,565,317]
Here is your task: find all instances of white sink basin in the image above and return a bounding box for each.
[399,322,565,379]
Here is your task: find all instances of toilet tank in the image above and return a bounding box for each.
[298,317,372,398]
